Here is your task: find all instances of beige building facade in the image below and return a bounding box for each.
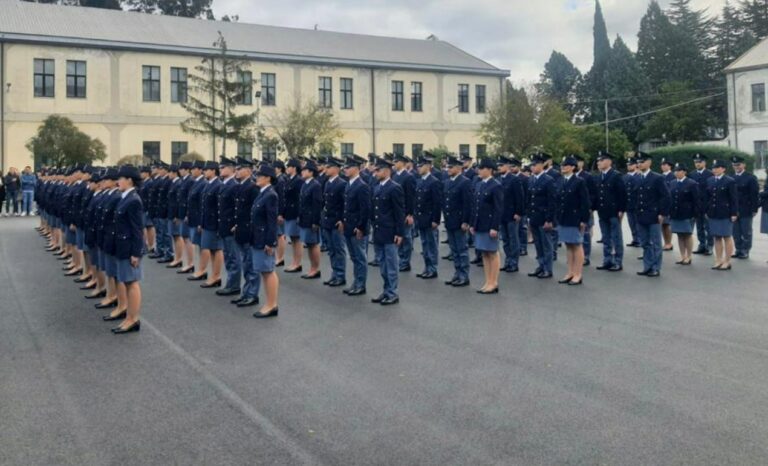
[0,0,508,170]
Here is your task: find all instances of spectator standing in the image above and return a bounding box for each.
[3,167,20,216]
[20,166,37,216]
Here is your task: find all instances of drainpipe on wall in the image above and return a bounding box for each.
[370,68,376,155]
[731,72,739,151]
[1,41,5,173]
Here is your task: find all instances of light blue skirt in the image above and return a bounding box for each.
[285,219,301,237]
[76,228,87,250]
[190,226,202,246]
[168,219,182,237]
[670,218,694,234]
[662,215,671,226]
[201,229,223,250]
[116,258,142,283]
[104,253,118,278]
[91,247,101,271]
[474,231,498,252]
[65,228,77,245]
[276,222,285,236]
[181,221,191,239]
[558,226,584,245]
[252,248,276,273]
[709,218,734,237]
[300,227,320,245]
[761,212,768,234]
[143,212,154,228]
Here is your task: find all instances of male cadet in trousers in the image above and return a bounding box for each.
[371,156,405,305]
[575,155,596,265]
[731,156,759,259]
[282,159,305,273]
[392,154,416,272]
[320,157,348,287]
[512,158,530,257]
[340,154,371,296]
[186,161,206,278]
[497,155,525,273]
[527,155,557,279]
[216,157,242,297]
[690,153,713,255]
[231,157,260,307]
[414,155,443,279]
[175,161,196,273]
[541,152,562,260]
[623,158,641,248]
[150,162,172,262]
[634,152,671,277]
[594,151,627,272]
[443,155,473,287]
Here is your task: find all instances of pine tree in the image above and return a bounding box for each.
[537,51,581,105]
[716,0,759,70]
[740,0,768,39]
[604,36,652,143]
[667,0,715,54]
[123,0,213,18]
[574,0,613,124]
[593,0,612,68]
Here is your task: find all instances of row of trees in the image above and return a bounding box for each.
[21,0,240,21]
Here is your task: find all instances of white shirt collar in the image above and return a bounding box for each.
[121,187,135,199]
[348,175,359,185]
[564,174,573,181]
[207,177,217,184]
[305,177,313,184]
[380,178,390,186]
[223,175,236,184]
[329,176,339,183]
[195,175,204,181]
[260,185,270,193]
[421,174,430,180]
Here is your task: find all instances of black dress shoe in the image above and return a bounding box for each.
[558,277,573,284]
[519,250,528,256]
[284,266,303,273]
[444,278,457,285]
[73,276,92,283]
[368,261,380,267]
[470,258,482,265]
[583,259,590,266]
[347,288,366,296]
[568,279,583,286]
[371,294,385,303]
[692,249,706,255]
[275,260,285,267]
[328,279,346,287]
[237,297,259,307]
[399,265,411,272]
[441,255,453,260]
[102,310,127,321]
[85,290,106,299]
[646,270,660,277]
[215,287,241,296]
[301,272,321,279]
[157,257,173,264]
[200,279,222,288]
[166,262,183,269]
[476,287,499,294]
[451,279,470,287]
[187,273,208,281]
[703,250,713,256]
[231,297,244,304]
[80,283,97,290]
[177,267,194,274]
[595,264,613,270]
[527,269,543,277]
[112,321,141,334]
[499,266,509,272]
[380,296,399,305]
[537,273,553,279]
[148,253,162,259]
[637,270,650,276]
[504,267,519,273]
[420,271,438,279]
[608,265,623,272]
[253,307,279,318]
[95,300,117,309]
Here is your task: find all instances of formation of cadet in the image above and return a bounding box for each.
[32,150,765,325]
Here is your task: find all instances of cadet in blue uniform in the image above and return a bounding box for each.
[623,158,641,248]
[81,171,104,295]
[231,157,261,308]
[541,153,562,259]
[511,160,530,257]
[198,160,224,288]
[109,165,144,334]
[556,157,591,285]
[527,155,557,279]
[669,163,700,266]
[575,155,596,266]
[472,158,503,293]
[759,177,768,245]
[371,157,405,305]
[704,159,738,271]
[690,154,713,255]
[273,160,287,267]
[96,168,122,313]
[392,154,416,272]
[340,154,371,296]
[660,158,675,251]
[299,160,323,279]
[185,161,206,277]
[165,165,183,267]
[731,156,759,259]
[634,152,671,277]
[442,156,473,287]
[216,157,242,297]
[251,164,280,319]
[320,157,348,287]
[282,159,305,273]
[139,166,156,254]
[414,155,442,279]
[594,151,626,272]
[497,156,525,273]
[149,162,171,262]
[175,161,195,273]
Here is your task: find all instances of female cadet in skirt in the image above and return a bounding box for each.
[704,159,738,271]
[251,164,280,318]
[471,157,503,294]
[668,164,700,266]
[556,156,591,285]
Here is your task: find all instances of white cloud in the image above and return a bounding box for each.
[212,0,728,83]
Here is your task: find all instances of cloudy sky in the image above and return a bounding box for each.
[212,0,727,83]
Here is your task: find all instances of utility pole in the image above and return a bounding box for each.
[604,99,609,152]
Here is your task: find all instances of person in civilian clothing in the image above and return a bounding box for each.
[690,153,713,255]
[556,157,591,285]
[340,154,371,296]
[669,163,700,266]
[634,152,671,277]
[442,156,473,287]
[320,157,348,287]
[413,156,443,279]
[593,151,627,272]
[298,160,323,279]
[704,159,738,271]
[497,156,525,273]
[731,156,759,259]
[20,166,36,216]
[370,157,405,305]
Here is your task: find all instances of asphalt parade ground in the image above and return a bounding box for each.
[2,216,768,465]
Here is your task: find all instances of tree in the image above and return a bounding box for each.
[539,100,584,159]
[479,83,541,156]
[593,0,612,70]
[637,81,713,143]
[26,115,107,168]
[22,0,120,8]
[257,99,343,159]
[740,0,768,40]
[715,1,758,71]
[576,0,614,123]
[576,126,632,161]
[667,0,715,53]
[604,36,652,142]
[181,32,259,158]
[123,0,213,18]
[537,51,581,106]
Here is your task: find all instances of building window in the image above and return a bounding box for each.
[755,140,768,169]
[34,59,55,98]
[411,82,423,112]
[142,65,161,102]
[319,76,333,108]
[752,83,765,112]
[66,60,86,98]
[412,144,424,157]
[171,141,188,164]
[262,144,277,162]
[459,144,470,158]
[476,85,486,113]
[476,144,487,157]
[392,80,404,111]
[237,141,253,160]
[340,143,354,156]
[458,84,469,113]
[261,73,275,106]
[170,67,187,104]
[393,144,405,157]
[236,71,253,105]
[143,141,161,160]
[340,78,353,110]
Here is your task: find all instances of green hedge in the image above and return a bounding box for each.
[648,145,755,172]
